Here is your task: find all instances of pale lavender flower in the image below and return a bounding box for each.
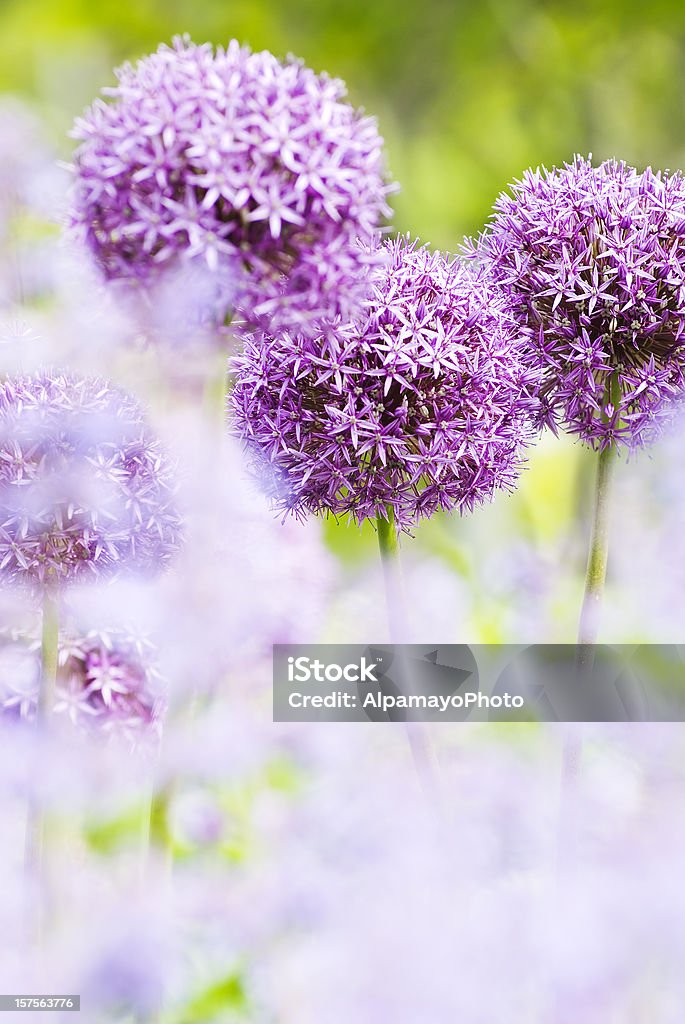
[231,236,537,532]
[35,873,177,1021]
[0,626,163,743]
[0,98,67,308]
[328,556,469,644]
[157,415,333,693]
[2,663,685,1023]
[0,628,39,720]
[469,156,685,448]
[0,372,182,587]
[61,413,334,700]
[57,630,164,740]
[0,98,63,233]
[606,412,685,640]
[248,727,685,1024]
[70,35,392,336]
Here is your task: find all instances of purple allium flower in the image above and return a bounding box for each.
[57,630,164,741]
[0,627,163,742]
[469,156,685,448]
[0,372,182,587]
[69,36,392,336]
[230,237,536,532]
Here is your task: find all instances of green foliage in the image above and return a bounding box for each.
[166,971,248,1024]
[4,0,685,243]
[84,802,149,854]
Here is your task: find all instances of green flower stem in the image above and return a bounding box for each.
[576,441,616,668]
[38,591,59,720]
[25,589,60,935]
[559,401,619,870]
[203,350,230,433]
[376,507,409,642]
[376,508,439,800]
[147,781,175,879]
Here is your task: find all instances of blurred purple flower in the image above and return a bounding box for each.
[0,628,38,720]
[231,236,537,532]
[0,98,67,308]
[81,923,167,1018]
[157,417,334,692]
[606,413,685,640]
[57,629,164,740]
[0,627,164,743]
[62,413,334,700]
[247,727,685,1024]
[69,35,392,336]
[0,372,182,587]
[469,155,685,448]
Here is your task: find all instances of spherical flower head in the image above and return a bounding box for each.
[57,630,164,742]
[69,35,393,336]
[469,155,685,448]
[230,237,537,532]
[0,372,182,588]
[0,627,163,744]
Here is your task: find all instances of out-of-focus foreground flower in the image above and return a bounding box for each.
[2,720,684,1022]
[151,413,333,693]
[0,98,66,311]
[0,627,163,742]
[607,413,685,641]
[247,726,685,1024]
[0,372,182,588]
[55,407,334,705]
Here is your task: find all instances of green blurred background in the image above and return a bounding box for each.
[3,0,685,249]
[1,0,682,642]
